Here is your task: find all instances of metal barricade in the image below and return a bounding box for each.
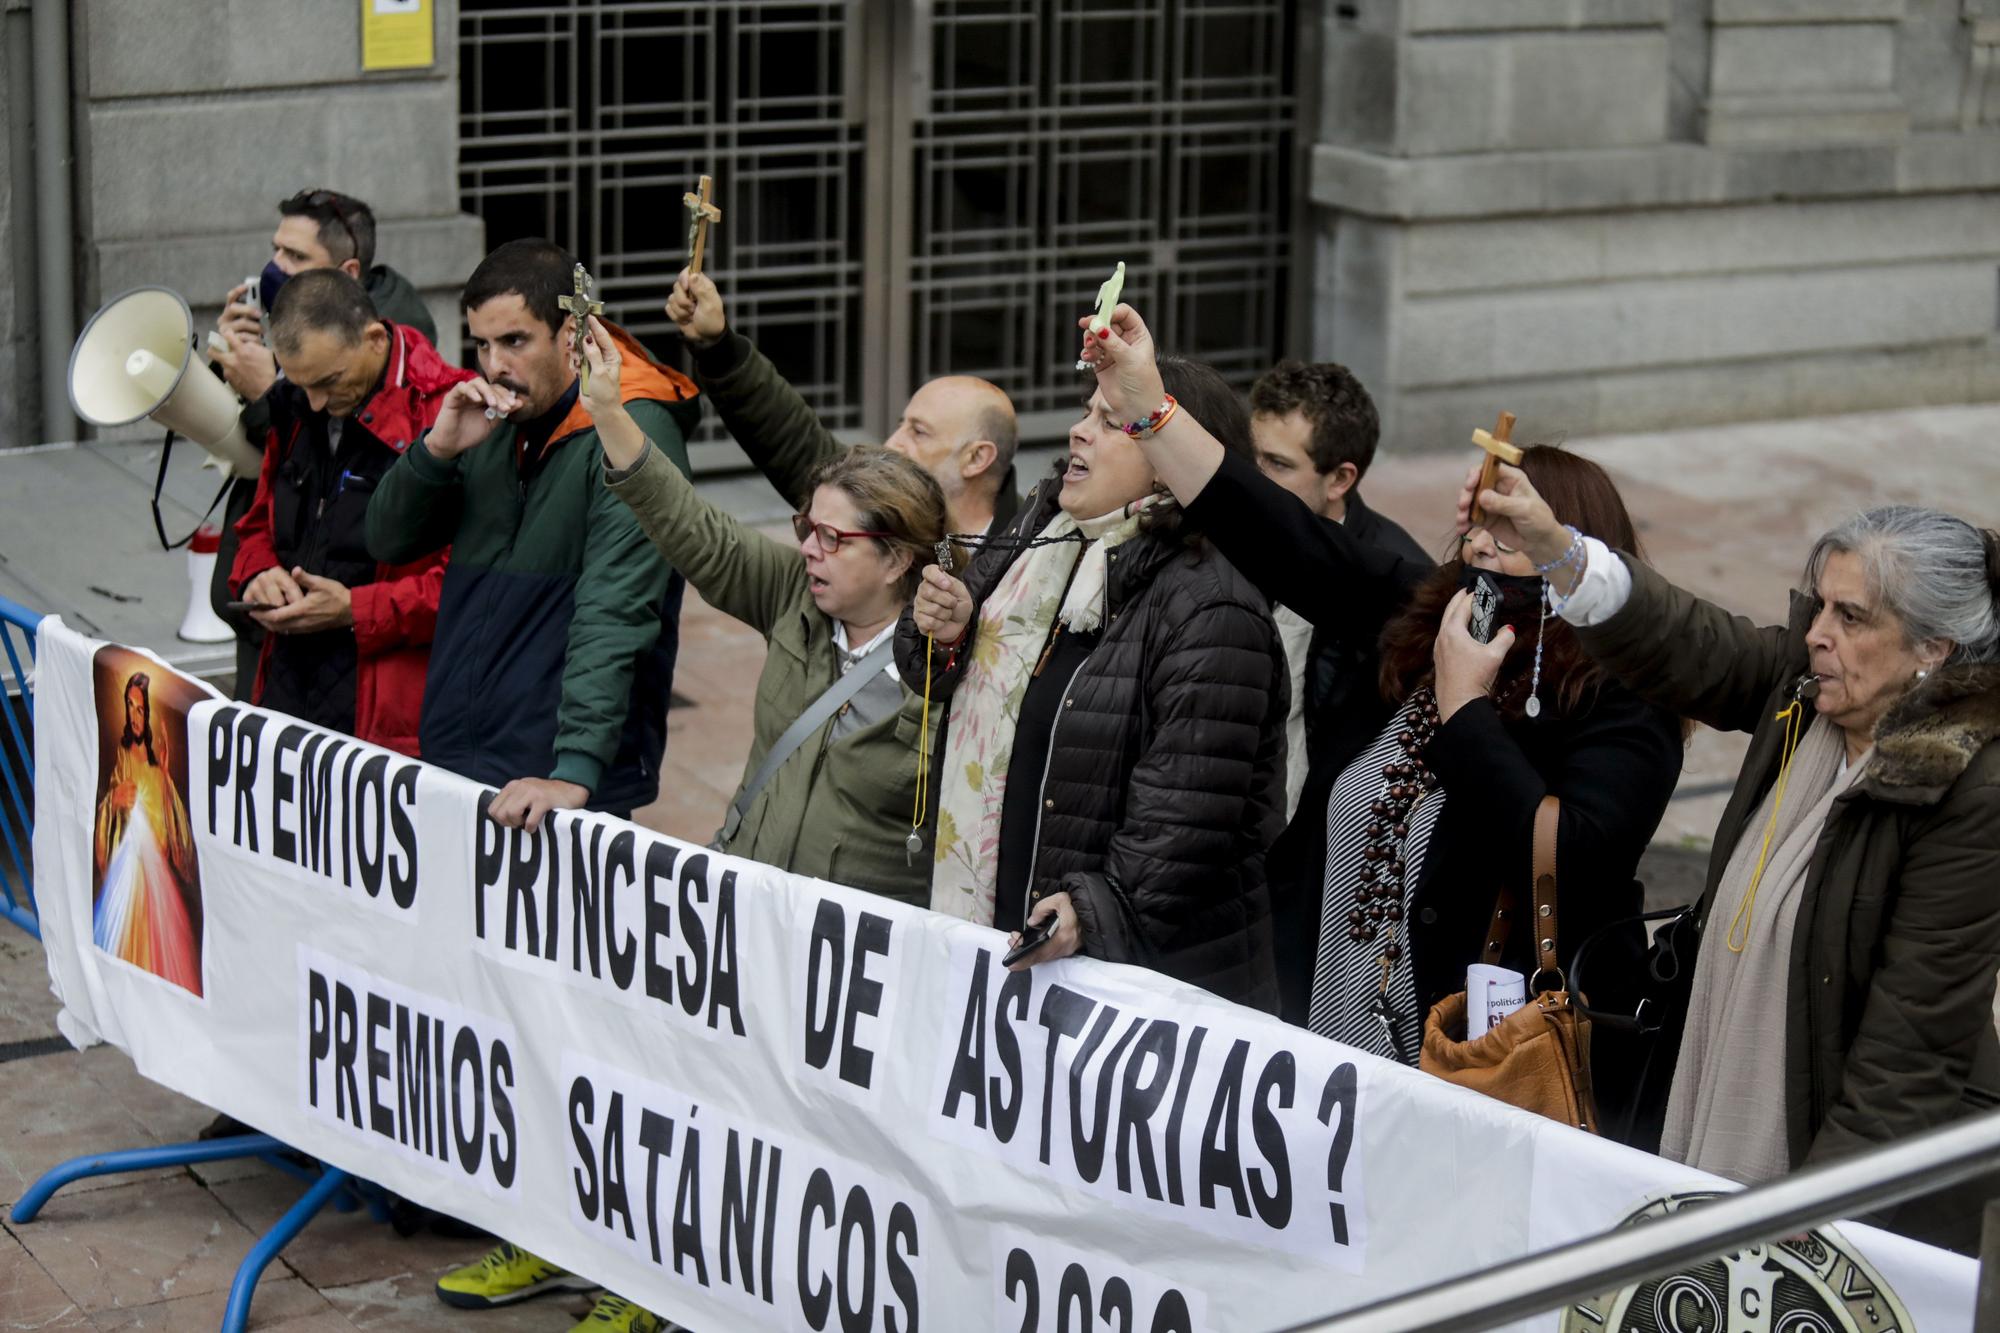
[0,592,41,939]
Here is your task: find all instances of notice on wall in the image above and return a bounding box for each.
[361,0,433,72]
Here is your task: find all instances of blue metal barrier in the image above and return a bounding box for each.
[0,592,42,939]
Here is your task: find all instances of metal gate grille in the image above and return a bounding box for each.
[914,0,1297,435]
[459,1,1294,453]
[459,0,867,456]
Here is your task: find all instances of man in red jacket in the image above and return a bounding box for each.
[230,269,475,755]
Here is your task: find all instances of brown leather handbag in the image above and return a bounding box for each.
[1418,796,1599,1134]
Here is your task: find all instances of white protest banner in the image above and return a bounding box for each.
[30,620,1976,1331]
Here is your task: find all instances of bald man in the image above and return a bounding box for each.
[667,270,1020,538]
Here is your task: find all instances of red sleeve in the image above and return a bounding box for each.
[228,417,284,595]
[350,548,449,656]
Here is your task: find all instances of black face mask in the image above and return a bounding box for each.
[1458,563,1544,634]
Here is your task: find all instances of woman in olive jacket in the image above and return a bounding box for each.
[585,319,950,905]
[1483,465,2000,1253]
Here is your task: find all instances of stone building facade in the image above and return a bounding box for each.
[1311,0,2000,447]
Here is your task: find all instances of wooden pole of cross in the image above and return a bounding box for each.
[683,175,722,278]
[1469,412,1521,527]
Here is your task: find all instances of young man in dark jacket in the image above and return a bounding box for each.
[1246,361,1430,1024]
[366,238,700,830]
[210,189,444,697]
[229,270,473,755]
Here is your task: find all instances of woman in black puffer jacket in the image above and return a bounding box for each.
[896,355,1287,1012]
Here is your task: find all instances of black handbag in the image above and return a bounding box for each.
[1568,903,1701,1148]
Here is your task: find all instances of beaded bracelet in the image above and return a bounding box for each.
[1118,395,1179,440]
[1533,524,1585,579]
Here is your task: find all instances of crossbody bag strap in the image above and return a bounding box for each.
[1479,886,1519,964]
[717,639,896,845]
[1530,794,1561,985]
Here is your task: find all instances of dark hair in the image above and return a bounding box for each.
[1137,354,1253,547]
[121,671,158,765]
[810,446,950,601]
[461,237,578,336]
[268,268,380,356]
[277,189,377,273]
[1248,359,1380,480]
[1377,445,1646,720]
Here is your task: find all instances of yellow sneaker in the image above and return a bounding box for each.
[568,1293,665,1332]
[433,1242,596,1309]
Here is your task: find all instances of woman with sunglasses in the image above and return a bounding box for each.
[1071,305,1684,1141]
[588,320,949,904]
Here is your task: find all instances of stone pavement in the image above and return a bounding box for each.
[1,404,1996,1329]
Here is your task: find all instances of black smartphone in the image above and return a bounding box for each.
[1468,571,1501,645]
[1002,916,1055,967]
[225,600,274,613]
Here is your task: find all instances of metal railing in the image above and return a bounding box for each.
[1276,1107,2000,1332]
[0,592,40,938]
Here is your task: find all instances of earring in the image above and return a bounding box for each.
[1914,668,1930,683]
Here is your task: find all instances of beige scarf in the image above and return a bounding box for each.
[1661,714,1863,1185]
[928,501,1153,924]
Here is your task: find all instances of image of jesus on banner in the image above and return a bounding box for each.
[90,653,204,997]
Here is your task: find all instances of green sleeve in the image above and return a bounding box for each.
[365,434,464,565]
[604,444,803,638]
[1574,554,1805,736]
[695,331,843,510]
[548,410,689,793]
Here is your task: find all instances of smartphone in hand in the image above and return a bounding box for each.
[1468,571,1501,645]
[1002,915,1056,968]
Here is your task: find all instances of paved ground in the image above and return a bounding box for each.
[2,404,1996,1328]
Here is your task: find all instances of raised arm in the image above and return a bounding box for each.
[589,318,803,637]
[669,269,842,510]
[1075,304,1431,637]
[1476,462,1803,735]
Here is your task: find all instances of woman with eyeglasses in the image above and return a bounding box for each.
[596,329,948,903]
[900,354,1288,1012]
[1068,305,1684,1140]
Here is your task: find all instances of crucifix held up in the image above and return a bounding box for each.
[684,175,722,278]
[558,262,605,394]
[1468,411,1522,527]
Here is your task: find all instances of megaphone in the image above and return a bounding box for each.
[68,286,262,478]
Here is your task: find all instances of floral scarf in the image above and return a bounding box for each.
[928,500,1153,923]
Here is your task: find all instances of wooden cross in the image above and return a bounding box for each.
[1469,411,1522,527]
[683,175,722,278]
[557,262,604,393]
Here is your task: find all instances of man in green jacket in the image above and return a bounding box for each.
[665,268,1022,539]
[366,237,701,830]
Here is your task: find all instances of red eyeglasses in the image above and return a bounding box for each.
[792,513,893,552]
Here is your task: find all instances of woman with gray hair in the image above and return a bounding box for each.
[1474,471,2000,1251]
